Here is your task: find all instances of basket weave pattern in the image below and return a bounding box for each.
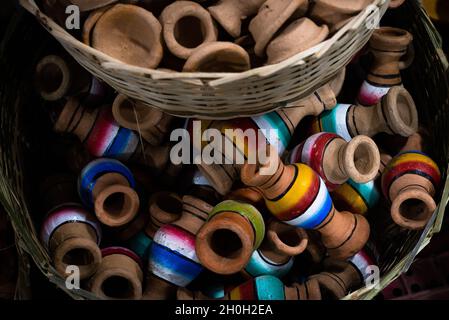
[21,0,388,119]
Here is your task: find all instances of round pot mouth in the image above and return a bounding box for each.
[371,26,413,50]
[196,214,254,275]
[161,1,217,60]
[91,4,163,69]
[391,189,436,230]
[112,94,161,131]
[344,136,380,184]
[35,55,71,101]
[94,185,140,227]
[53,238,102,280]
[91,268,142,300]
[183,42,251,72]
[385,86,419,137]
[149,192,183,224]
[267,220,308,256]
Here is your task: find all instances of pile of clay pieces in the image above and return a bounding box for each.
[32,0,441,301]
[41,0,403,71]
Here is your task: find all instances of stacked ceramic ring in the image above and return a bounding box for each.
[40,0,402,72]
[34,0,442,301]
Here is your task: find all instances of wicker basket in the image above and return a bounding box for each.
[20,0,389,119]
[1,1,448,300]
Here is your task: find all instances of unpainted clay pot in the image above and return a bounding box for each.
[143,195,214,300]
[146,191,184,237]
[289,133,380,191]
[41,206,102,280]
[53,99,170,171]
[35,55,109,105]
[196,200,265,275]
[112,94,173,146]
[160,1,218,60]
[312,86,419,141]
[308,258,364,299]
[267,18,329,65]
[245,219,308,278]
[79,158,139,227]
[91,4,163,68]
[208,0,266,38]
[240,149,370,260]
[382,151,441,230]
[82,4,112,45]
[310,0,371,33]
[89,247,143,299]
[249,0,309,57]
[183,41,251,72]
[197,163,239,196]
[358,27,413,106]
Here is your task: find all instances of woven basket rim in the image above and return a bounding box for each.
[20,0,387,87]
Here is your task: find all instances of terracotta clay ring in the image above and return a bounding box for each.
[53,237,102,280]
[148,192,183,224]
[383,86,419,137]
[343,136,380,184]
[266,18,329,65]
[160,1,218,60]
[89,248,143,299]
[183,42,251,72]
[249,0,309,57]
[390,189,436,230]
[94,184,140,227]
[112,94,161,130]
[266,220,308,256]
[196,212,255,275]
[92,4,163,69]
[35,55,71,101]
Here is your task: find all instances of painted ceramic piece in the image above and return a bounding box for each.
[381,151,441,230]
[311,87,419,141]
[196,200,265,275]
[89,247,143,299]
[358,27,413,106]
[54,99,170,171]
[78,158,139,227]
[289,133,380,191]
[241,151,370,260]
